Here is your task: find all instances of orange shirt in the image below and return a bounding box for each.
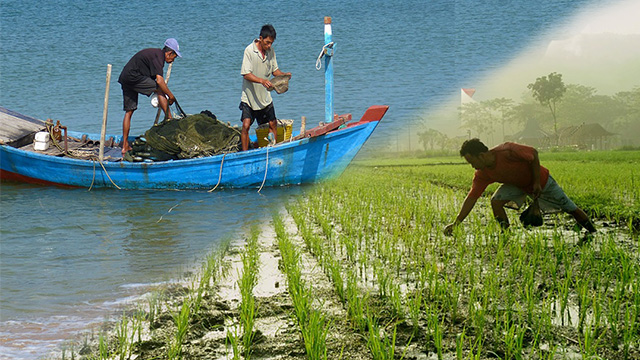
[468,142,550,199]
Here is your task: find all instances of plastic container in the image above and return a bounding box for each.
[256,119,293,147]
[33,131,50,151]
[150,94,169,108]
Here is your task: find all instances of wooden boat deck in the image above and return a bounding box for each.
[1,107,122,161]
[0,107,45,146]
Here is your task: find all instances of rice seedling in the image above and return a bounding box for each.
[429,310,445,360]
[456,329,466,360]
[273,212,330,359]
[147,291,163,329]
[98,333,109,360]
[577,278,590,334]
[579,324,602,360]
[225,322,241,360]
[467,336,483,360]
[301,309,331,360]
[366,315,402,360]
[407,288,423,336]
[622,304,637,360]
[345,270,368,332]
[237,225,260,358]
[501,313,526,360]
[114,313,134,360]
[167,298,191,359]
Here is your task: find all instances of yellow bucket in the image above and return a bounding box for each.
[256,120,293,147]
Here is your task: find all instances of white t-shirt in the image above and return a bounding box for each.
[240,40,279,110]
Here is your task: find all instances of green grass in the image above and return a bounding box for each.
[354,150,640,229]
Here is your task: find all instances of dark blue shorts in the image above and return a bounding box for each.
[239,102,276,126]
[121,77,157,111]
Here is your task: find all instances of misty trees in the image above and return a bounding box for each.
[418,127,449,151]
[460,98,515,142]
[528,72,566,145]
[485,98,515,140]
[611,87,640,141]
[437,73,639,150]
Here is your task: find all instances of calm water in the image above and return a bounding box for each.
[1,0,601,358]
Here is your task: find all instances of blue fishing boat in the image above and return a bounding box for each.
[1,16,388,190]
[0,105,388,190]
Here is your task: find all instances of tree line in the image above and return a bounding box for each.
[418,73,640,152]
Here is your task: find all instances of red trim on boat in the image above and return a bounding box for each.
[347,105,389,128]
[0,169,80,188]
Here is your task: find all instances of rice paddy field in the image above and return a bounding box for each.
[62,150,639,360]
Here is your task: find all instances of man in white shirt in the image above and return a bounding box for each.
[239,24,291,151]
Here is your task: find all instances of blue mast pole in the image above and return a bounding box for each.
[324,16,334,124]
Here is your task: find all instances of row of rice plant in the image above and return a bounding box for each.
[78,239,230,360]
[227,225,261,359]
[287,160,639,359]
[287,201,413,359]
[273,213,331,359]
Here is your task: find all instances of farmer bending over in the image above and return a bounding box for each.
[118,38,182,154]
[443,138,596,237]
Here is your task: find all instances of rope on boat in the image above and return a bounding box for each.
[86,157,121,190]
[88,159,97,191]
[207,153,226,193]
[99,160,122,190]
[257,147,269,193]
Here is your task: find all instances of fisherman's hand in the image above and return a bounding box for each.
[262,79,272,89]
[444,222,457,236]
[168,95,176,105]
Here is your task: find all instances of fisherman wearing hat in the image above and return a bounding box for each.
[118,38,182,155]
[239,24,291,151]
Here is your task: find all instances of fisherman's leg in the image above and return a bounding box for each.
[121,86,139,154]
[541,176,596,234]
[241,118,252,151]
[239,102,256,151]
[491,184,525,230]
[491,198,511,229]
[268,119,277,145]
[570,208,596,233]
[122,110,134,154]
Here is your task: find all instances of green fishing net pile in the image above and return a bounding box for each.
[126,111,241,162]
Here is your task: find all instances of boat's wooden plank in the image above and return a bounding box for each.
[291,114,351,141]
[0,107,46,144]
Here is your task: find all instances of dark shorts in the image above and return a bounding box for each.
[121,77,157,111]
[239,102,276,126]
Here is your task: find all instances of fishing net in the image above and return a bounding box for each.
[126,110,241,162]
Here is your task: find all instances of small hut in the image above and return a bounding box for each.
[557,123,615,150]
[506,118,551,148]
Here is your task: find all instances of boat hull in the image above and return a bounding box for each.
[1,116,382,190]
